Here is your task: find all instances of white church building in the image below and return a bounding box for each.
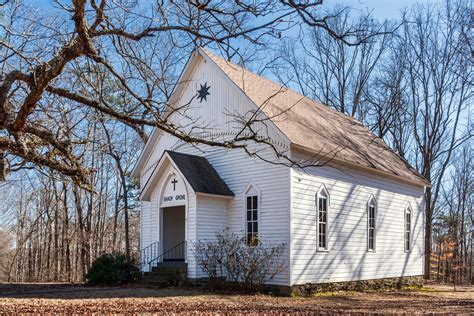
[132,47,429,289]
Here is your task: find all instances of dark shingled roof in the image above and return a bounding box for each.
[167,151,234,197]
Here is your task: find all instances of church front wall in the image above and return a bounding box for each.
[140,53,293,285]
[172,142,292,286]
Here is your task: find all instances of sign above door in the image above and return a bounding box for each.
[161,173,186,208]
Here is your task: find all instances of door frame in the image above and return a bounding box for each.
[160,205,186,261]
[158,169,189,263]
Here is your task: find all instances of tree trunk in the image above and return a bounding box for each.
[0,151,5,181]
[424,187,432,279]
[73,186,87,281]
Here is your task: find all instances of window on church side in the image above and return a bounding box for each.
[368,198,376,251]
[317,187,329,251]
[246,195,258,246]
[405,206,412,252]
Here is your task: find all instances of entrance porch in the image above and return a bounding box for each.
[139,151,234,275]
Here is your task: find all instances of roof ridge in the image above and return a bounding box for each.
[199,47,429,187]
[199,47,363,125]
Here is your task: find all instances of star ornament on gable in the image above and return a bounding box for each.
[197,82,211,103]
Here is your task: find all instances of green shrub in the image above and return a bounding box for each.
[86,253,140,286]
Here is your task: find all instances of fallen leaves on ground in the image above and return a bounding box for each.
[0,284,472,315]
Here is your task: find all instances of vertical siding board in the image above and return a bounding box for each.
[289,168,294,286]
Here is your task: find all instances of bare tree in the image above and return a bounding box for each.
[274,6,393,119]
[399,0,473,279]
[0,227,12,282]
[2,0,471,285]
[0,0,381,189]
[433,142,473,285]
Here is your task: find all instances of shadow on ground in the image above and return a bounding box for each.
[0,283,473,314]
[0,283,202,299]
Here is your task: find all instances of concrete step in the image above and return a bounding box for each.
[144,272,182,279]
[151,262,187,273]
[139,280,169,288]
[154,262,187,268]
[151,267,186,274]
[141,263,188,288]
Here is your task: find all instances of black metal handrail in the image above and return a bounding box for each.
[148,241,187,270]
[140,242,159,269]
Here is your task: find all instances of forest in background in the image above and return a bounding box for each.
[0,0,472,285]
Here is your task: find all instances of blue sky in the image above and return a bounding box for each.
[332,0,438,20]
[33,0,438,20]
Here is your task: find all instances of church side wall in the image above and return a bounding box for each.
[290,151,425,285]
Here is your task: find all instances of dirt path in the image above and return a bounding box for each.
[0,283,472,314]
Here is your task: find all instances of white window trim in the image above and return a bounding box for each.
[243,182,261,244]
[316,184,330,252]
[405,203,412,253]
[367,196,377,252]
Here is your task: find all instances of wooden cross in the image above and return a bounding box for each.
[171,178,178,191]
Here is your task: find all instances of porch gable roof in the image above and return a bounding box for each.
[167,151,234,197]
[140,150,234,201]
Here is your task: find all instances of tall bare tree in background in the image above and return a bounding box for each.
[0,0,472,283]
[398,1,472,279]
[274,0,472,281]
[275,6,392,120]
[433,143,473,286]
[1,0,384,282]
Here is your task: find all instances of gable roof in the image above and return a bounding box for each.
[199,48,429,187]
[166,151,234,197]
[140,150,234,201]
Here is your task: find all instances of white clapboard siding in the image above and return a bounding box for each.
[289,152,424,285]
[139,49,426,287]
[139,54,292,285]
[196,196,228,241]
[141,133,180,187]
[170,142,291,285]
[194,196,228,278]
[140,201,151,255]
[169,54,288,144]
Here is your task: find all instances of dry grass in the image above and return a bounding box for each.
[0,283,472,315]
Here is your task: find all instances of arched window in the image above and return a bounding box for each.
[244,183,260,246]
[405,205,412,252]
[316,185,330,251]
[367,197,377,252]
